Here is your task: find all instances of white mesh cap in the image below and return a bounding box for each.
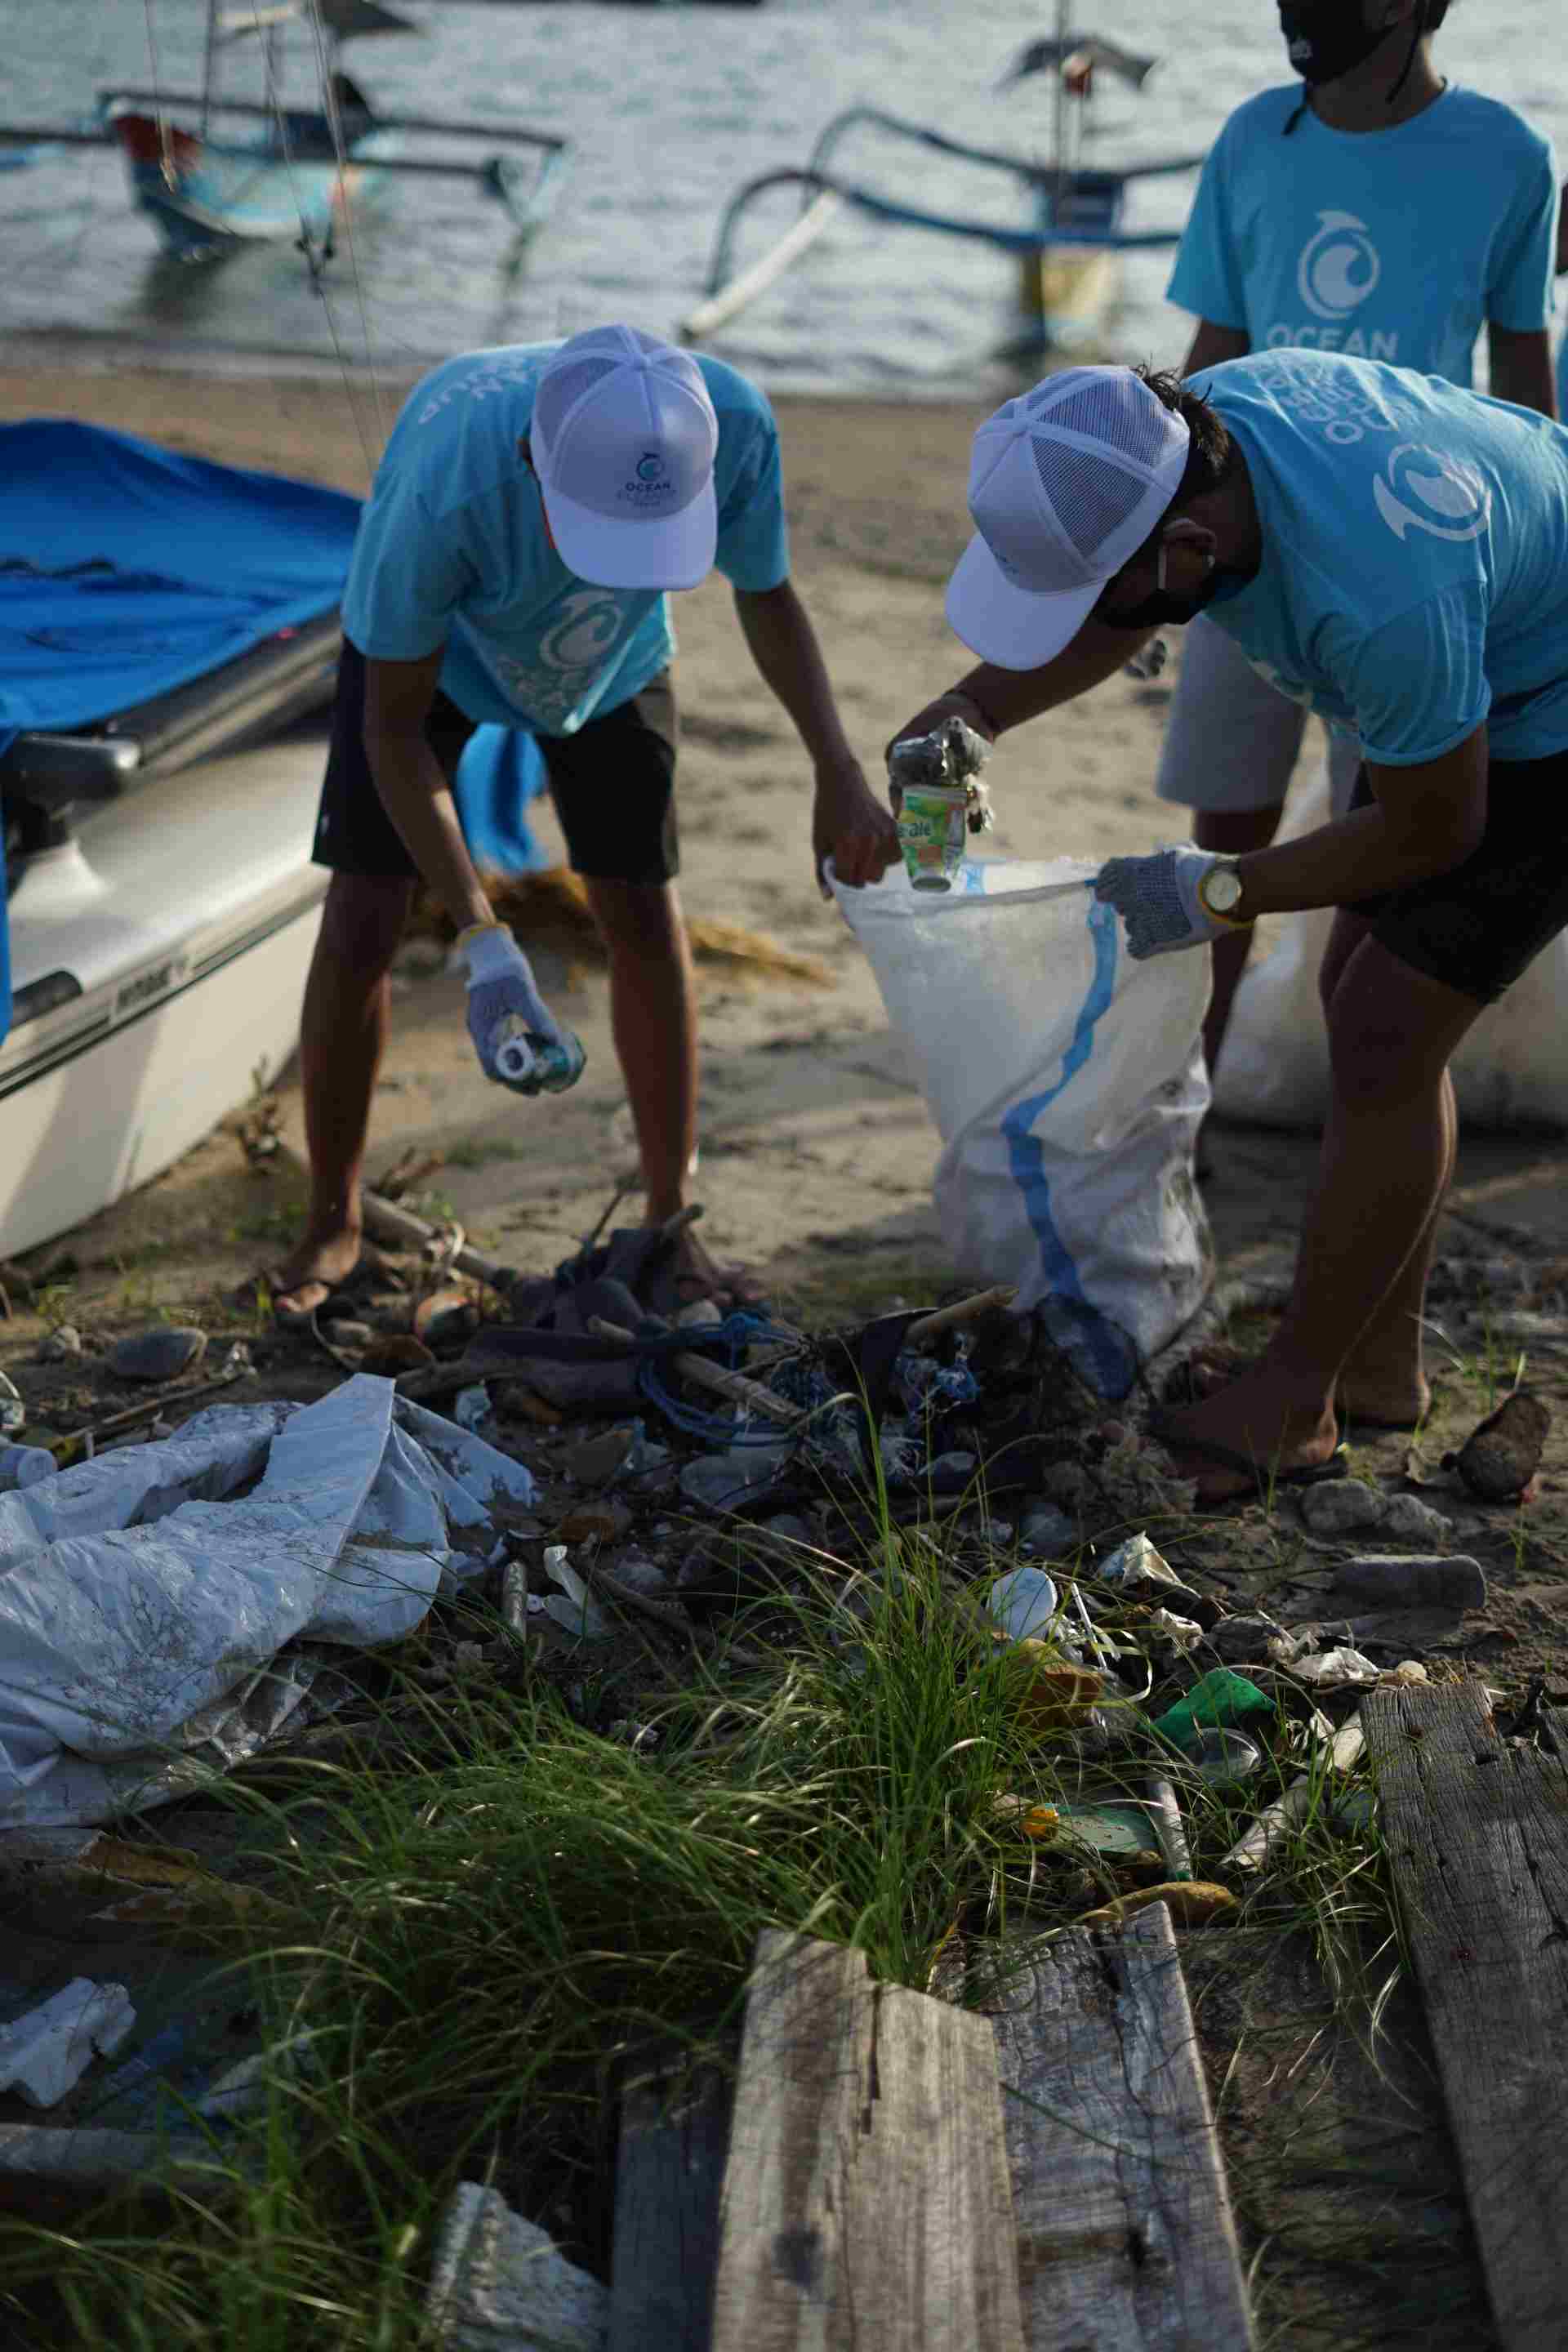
[532,324,719,590]
[945,368,1191,670]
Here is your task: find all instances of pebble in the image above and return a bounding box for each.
[598,1548,671,1598]
[1020,1505,1078,1560]
[564,1425,639,1488]
[1379,1494,1456,1544]
[1298,1477,1452,1544]
[0,1371,23,1435]
[1334,1553,1486,1613]
[1452,1390,1551,1503]
[1206,1612,1301,1666]
[108,1327,207,1383]
[322,1320,374,1350]
[38,1326,83,1360]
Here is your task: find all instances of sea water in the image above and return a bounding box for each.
[2,0,1564,397]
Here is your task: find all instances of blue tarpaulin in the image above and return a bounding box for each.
[0,420,550,1050]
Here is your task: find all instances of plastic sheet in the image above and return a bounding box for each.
[0,1379,537,1833]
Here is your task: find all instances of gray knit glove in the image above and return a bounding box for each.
[1093,850,1249,960]
[458,923,585,1096]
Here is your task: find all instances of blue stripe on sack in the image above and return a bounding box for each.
[1000,893,1136,1395]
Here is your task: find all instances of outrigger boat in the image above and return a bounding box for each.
[0,0,568,267]
[682,8,1202,358]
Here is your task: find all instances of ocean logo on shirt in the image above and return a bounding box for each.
[1250,352,1400,445]
[1373,444,1491,543]
[1243,657,1315,709]
[1297,212,1381,323]
[480,586,641,728]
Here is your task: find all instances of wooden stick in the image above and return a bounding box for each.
[906,1285,1017,1348]
[51,1352,252,1467]
[588,1318,810,1432]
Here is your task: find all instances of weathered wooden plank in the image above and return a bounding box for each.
[608,2040,733,2352]
[1365,1681,1568,2352]
[982,1903,1254,2351]
[710,1929,1024,2351]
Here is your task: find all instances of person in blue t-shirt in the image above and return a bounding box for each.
[893,353,1568,1498]
[1156,0,1557,1088]
[269,325,899,1322]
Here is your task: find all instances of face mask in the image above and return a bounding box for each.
[1094,536,1247,630]
[1277,2,1392,86]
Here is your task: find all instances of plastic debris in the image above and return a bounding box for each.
[1222,1713,1365,1873]
[1095,1531,1183,1595]
[108,1326,207,1383]
[1290,1646,1382,1692]
[1019,1504,1077,1558]
[1149,1668,1277,1756]
[38,1327,82,1361]
[0,1443,55,1491]
[1147,1607,1203,1654]
[452,1385,492,1432]
[1334,1554,1486,1613]
[0,1371,25,1437]
[1189,1728,1263,1787]
[1008,1646,1103,1737]
[987,1566,1060,1642]
[0,1980,136,2109]
[538,1548,612,1642]
[426,2180,609,2352]
[678,1441,793,1512]
[1206,1612,1310,1668]
[1298,1477,1454,1544]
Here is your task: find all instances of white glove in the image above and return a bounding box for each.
[457,923,585,1096]
[1093,850,1250,960]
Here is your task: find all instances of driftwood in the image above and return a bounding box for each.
[1365,1681,1568,2352]
[904,1285,1017,1347]
[588,1317,811,1432]
[709,1930,1023,2350]
[610,2041,733,2352]
[980,1904,1254,2350]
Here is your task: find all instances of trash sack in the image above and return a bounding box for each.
[834,857,1213,1397]
[1215,763,1568,1130]
[0,1377,537,1832]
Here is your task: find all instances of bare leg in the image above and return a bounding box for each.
[1196,805,1285,1077]
[270,873,413,1317]
[580,875,762,1306]
[1156,936,1486,1499]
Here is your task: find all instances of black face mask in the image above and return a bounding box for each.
[1277,2,1391,86]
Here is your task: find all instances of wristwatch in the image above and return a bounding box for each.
[1196,860,1250,926]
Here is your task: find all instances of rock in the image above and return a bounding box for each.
[322,1319,375,1350]
[1297,1477,1391,1537]
[1450,1389,1551,1502]
[38,1325,83,1361]
[596,1547,670,1598]
[1334,1554,1486,1613]
[564,1424,640,1488]
[1042,1460,1091,1506]
[108,1326,207,1383]
[1379,1494,1455,1544]
[1020,1504,1078,1559]
[557,1499,633,1545]
[426,2181,608,2352]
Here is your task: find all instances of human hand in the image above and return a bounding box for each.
[813,755,902,898]
[458,922,586,1094]
[883,688,996,779]
[1093,849,1250,960]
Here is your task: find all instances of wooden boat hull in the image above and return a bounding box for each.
[107,101,398,257]
[0,737,329,1258]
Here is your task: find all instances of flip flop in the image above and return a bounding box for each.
[236,1250,406,1331]
[1146,1410,1349,1492]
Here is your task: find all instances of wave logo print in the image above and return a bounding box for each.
[635,450,666,483]
[1373,444,1491,542]
[1297,211,1380,321]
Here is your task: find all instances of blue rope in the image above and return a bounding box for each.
[633,1310,809,1446]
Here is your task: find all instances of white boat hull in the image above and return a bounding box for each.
[0,736,329,1259]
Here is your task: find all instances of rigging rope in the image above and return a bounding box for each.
[301,0,390,461]
[140,0,178,191]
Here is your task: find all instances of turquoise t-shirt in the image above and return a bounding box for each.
[1198,351,1568,765]
[342,344,789,735]
[1169,85,1556,383]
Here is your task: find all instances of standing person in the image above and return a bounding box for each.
[1158,0,1557,1083]
[266,325,899,1322]
[894,353,1568,1496]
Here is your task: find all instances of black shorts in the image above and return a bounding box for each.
[312,639,681,885]
[1345,750,1568,1004]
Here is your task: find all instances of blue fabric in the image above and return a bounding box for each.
[1199,351,1568,766]
[343,343,790,736]
[1168,86,1557,383]
[0,419,362,754]
[451,724,552,875]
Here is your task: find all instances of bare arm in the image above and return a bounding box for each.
[889,615,1161,756]
[1182,318,1250,376]
[363,647,494,933]
[1488,323,1557,419]
[1235,726,1488,914]
[733,579,901,890]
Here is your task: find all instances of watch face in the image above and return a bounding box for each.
[1205,864,1243,914]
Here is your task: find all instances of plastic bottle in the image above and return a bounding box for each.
[0,1442,55,1490]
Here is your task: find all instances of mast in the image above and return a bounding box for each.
[201,0,222,138]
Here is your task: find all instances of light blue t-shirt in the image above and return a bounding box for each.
[1169,85,1557,383]
[1198,350,1568,766]
[342,344,790,735]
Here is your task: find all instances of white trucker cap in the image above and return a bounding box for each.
[945,367,1191,670]
[532,324,719,590]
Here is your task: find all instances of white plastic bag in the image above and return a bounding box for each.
[1216,765,1568,1129]
[835,858,1213,1396]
